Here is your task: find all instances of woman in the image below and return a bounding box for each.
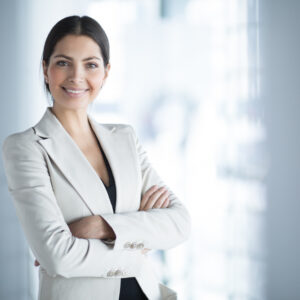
[1,15,191,300]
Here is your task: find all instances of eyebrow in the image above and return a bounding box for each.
[53,54,101,61]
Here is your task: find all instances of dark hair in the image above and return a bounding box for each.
[42,15,110,95]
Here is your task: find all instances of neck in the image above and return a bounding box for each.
[50,105,91,138]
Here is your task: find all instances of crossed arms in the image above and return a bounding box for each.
[1,125,191,278]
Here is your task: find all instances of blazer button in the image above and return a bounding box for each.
[114,270,122,277]
[124,242,131,249]
[137,243,144,249]
[130,242,137,249]
[107,270,114,277]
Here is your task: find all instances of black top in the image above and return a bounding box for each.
[99,143,148,300]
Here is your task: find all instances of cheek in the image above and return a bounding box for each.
[89,72,104,90]
[48,66,65,83]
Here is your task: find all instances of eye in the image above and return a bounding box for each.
[56,60,69,67]
[87,63,98,69]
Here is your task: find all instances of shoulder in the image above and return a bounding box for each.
[2,128,41,159]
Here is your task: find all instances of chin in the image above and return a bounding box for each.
[55,98,91,111]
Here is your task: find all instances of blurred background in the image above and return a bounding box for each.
[0,0,299,299]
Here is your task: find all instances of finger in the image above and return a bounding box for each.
[145,187,166,210]
[153,190,169,208]
[161,197,170,208]
[139,185,158,210]
[141,248,151,255]
[142,187,165,211]
[156,194,169,209]
[144,187,167,211]
[34,260,40,267]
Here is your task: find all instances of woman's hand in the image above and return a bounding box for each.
[137,185,170,256]
[139,185,170,211]
[34,259,40,267]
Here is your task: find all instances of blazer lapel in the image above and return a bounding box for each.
[33,107,116,215]
[89,117,141,214]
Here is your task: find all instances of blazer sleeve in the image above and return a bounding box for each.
[1,132,146,279]
[101,125,191,251]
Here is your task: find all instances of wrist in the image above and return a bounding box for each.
[97,216,116,240]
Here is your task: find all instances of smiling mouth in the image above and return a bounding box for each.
[62,87,89,97]
[62,87,89,93]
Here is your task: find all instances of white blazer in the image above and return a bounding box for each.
[1,107,191,300]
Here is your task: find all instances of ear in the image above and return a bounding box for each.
[42,60,49,83]
[102,63,111,85]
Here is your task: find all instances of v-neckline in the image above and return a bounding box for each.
[98,140,112,189]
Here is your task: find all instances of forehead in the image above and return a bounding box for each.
[52,35,102,58]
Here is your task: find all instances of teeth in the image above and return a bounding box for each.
[65,88,86,94]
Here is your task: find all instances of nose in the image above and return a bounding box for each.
[68,64,84,84]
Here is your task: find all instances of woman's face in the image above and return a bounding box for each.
[43,34,110,111]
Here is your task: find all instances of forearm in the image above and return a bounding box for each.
[98,216,116,240]
[68,215,116,240]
